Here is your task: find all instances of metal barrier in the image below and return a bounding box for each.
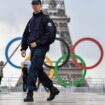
[1,77,105,93]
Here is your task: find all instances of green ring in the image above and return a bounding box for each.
[54,54,87,87]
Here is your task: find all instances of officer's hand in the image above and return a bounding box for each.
[21,50,26,57]
[30,42,37,48]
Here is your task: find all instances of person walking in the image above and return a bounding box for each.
[21,0,59,102]
[0,61,4,85]
[22,64,29,92]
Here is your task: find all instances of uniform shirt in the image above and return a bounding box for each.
[21,11,55,51]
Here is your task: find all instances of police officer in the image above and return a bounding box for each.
[21,0,59,102]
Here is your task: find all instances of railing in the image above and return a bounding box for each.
[1,77,105,93]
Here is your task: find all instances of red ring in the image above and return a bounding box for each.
[72,37,104,70]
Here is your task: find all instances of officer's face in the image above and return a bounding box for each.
[32,3,42,13]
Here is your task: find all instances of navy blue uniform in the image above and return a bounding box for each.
[21,11,54,91]
[21,11,55,51]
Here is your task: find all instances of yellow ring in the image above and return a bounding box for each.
[21,55,54,79]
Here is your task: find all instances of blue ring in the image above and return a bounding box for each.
[5,37,22,69]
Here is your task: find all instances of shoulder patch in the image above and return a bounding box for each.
[48,22,52,27]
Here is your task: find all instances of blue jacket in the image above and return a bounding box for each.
[21,11,55,51]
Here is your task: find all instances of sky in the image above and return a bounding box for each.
[0,0,105,86]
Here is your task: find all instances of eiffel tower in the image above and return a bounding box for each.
[41,0,88,86]
[16,0,88,88]
[42,0,72,55]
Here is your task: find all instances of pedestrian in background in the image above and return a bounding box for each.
[0,61,4,85]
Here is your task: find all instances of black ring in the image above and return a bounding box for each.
[43,37,71,69]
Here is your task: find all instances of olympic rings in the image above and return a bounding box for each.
[5,36,104,72]
[43,37,70,69]
[54,54,87,87]
[45,56,54,79]
[5,37,71,70]
[5,37,22,69]
[24,55,54,79]
[72,37,104,70]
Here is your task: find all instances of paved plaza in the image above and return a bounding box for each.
[0,91,105,105]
